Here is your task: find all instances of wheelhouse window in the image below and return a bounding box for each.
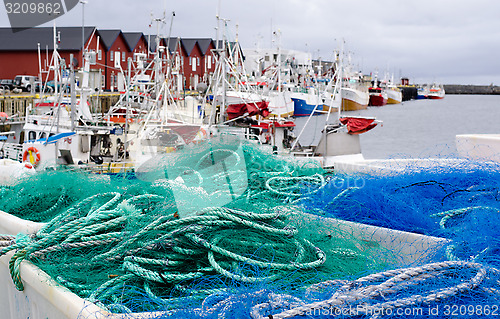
[28,131,36,140]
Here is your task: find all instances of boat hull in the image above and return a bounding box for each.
[368,95,387,107]
[341,88,369,111]
[267,91,295,118]
[385,88,402,104]
[428,95,445,99]
[292,98,337,117]
[387,98,401,104]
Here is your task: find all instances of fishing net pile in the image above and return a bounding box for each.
[0,136,401,318]
[3,141,500,318]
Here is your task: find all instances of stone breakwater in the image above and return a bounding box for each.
[443,84,500,95]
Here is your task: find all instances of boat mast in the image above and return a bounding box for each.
[276,30,282,94]
[219,18,229,124]
[337,40,344,121]
[70,53,76,131]
[53,22,61,164]
[53,23,59,99]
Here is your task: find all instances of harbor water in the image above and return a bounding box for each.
[295,94,500,159]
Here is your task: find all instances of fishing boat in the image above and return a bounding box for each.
[0,26,124,170]
[368,86,387,107]
[290,66,341,117]
[201,24,299,154]
[290,52,379,168]
[428,83,445,99]
[416,84,429,99]
[385,84,403,104]
[341,84,369,111]
[291,87,338,117]
[266,90,295,118]
[2,26,205,172]
[340,60,369,111]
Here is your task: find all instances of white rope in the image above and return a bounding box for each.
[257,261,492,319]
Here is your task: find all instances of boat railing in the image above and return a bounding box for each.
[0,143,23,162]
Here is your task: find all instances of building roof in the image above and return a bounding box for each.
[196,38,214,54]
[122,32,146,50]
[97,29,131,51]
[0,27,96,51]
[180,39,199,56]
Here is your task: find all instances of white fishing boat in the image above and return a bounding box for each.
[202,22,298,154]
[340,56,369,111]
[428,83,445,99]
[341,79,369,111]
[385,84,403,104]
[266,90,295,118]
[381,75,402,104]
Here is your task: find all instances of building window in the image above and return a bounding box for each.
[98,49,102,60]
[207,56,212,69]
[192,57,196,71]
[122,52,125,62]
[110,50,114,61]
[197,57,200,66]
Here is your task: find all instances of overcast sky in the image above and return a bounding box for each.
[2,0,499,85]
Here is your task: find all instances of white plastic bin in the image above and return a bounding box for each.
[0,214,449,319]
[0,253,162,318]
[297,213,449,267]
[0,210,44,236]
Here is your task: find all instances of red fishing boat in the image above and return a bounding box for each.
[368,87,387,106]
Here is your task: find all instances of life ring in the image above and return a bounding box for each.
[23,147,41,167]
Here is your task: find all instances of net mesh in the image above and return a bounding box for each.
[1,141,500,318]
